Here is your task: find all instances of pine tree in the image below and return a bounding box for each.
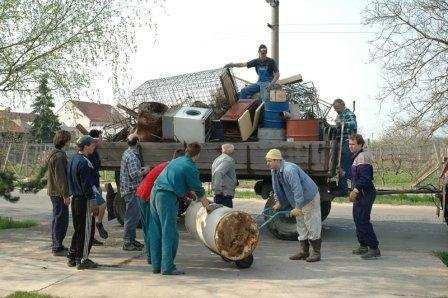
[30,76,61,143]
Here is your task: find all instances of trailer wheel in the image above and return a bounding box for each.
[235,254,253,269]
[262,183,333,241]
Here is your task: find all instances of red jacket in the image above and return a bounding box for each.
[136,161,168,201]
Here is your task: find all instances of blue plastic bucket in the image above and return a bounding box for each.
[262,101,289,128]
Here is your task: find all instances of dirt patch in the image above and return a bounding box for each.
[214,211,259,260]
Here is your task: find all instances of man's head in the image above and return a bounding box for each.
[185,142,201,161]
[221,143,235,155]
[348,134,365,154]
[89,129,103,149]
[127,133,139,147]
[53,130,71,149]
[333,98,345,114]
[77,135,96,155]
[258,44,268,60]
[172,148,185,159]
[265,148,283,170]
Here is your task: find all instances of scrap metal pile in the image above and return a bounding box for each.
[110,68,331,143]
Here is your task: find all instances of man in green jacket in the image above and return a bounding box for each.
[149,142,210,275]
[46,130,71,256]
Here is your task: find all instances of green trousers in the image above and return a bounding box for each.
[149,189,179,274]
[137,199,151,264]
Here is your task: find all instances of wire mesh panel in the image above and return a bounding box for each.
[126,68,246,110]
[283,81,332,119]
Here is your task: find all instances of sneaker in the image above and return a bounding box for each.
[96,222,109,239]
[122,243,142,251]
[133,240,144,248]
[67,258,77,267]
[92,238,104,246]
[77,258,99,270]
[352,245,368,255]
[162,268,185,275]
[361,248,381,260]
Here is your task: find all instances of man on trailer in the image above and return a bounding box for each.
[266,149,322,262]
[225,44,279,101]
[333,98,357,196]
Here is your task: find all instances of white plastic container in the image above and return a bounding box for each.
[173,107,212,143]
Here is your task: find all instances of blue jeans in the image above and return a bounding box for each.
[238,83,260,100]
[214,194,233,208]
[238,81,270,101]
[138,199,151,263]
[149,189,179,274]
[50,196,69,252]
[353,189,379,249]
[123,193,141,245]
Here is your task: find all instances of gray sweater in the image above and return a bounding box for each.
[211,153,237,197]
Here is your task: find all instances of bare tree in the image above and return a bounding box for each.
[364,0,448,134]
[0,0,162,103]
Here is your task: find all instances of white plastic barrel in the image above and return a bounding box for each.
[185,201,260,261]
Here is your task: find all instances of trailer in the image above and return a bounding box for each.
[99,138,340,240]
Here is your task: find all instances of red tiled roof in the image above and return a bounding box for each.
[71,100,114,122]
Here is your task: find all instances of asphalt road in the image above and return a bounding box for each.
[0,191,447,297]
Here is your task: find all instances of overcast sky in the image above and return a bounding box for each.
[9,0,396,139]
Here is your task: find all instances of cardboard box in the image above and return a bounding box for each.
[270,90,287,102]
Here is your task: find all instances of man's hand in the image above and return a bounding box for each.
[290,208,303,218]
[63,197,71,206]
[200,196,211,208]
[335,119,342,127]
[349,188,359,202]
[224,63,233,69]
[90,199,99,214]
[272,201,281,211]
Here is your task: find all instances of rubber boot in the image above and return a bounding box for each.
[289,240,309,260]
[306,239,321,262]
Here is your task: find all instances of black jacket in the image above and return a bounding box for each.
[68,153,94,201]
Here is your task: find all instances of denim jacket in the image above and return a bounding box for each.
[271,161,318,208]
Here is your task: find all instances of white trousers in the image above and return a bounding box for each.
[296,193,322,241]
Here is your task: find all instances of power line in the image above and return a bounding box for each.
[280,31,375,34]
[280,22,363,26]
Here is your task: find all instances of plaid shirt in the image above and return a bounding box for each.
[336,108,357,136]
[120,147,142,196]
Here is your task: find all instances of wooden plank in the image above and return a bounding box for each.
[277,74,303,86]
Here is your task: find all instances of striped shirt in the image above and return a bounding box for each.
[120,147,142,196]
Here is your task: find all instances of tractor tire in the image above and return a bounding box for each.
[261,182,332,241]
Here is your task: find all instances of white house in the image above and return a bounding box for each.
[58,100,123,135]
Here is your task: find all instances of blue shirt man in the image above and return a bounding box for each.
[225,44,280,101]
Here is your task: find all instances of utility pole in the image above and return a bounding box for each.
[266,0,279,67]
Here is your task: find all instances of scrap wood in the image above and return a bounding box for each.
[277,74,303,86]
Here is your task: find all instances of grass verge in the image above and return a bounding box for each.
[5,291,60,298]
[333,194,436,206]
[0,216,38,230]
[434,251,448,267]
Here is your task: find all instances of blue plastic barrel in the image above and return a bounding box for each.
[262,101,289,128]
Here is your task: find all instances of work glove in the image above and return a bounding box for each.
[348,188,359,202]
[272,201,281,211]
[224,63,233,69]
[206,203,223,213]
[289,208,303,218]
